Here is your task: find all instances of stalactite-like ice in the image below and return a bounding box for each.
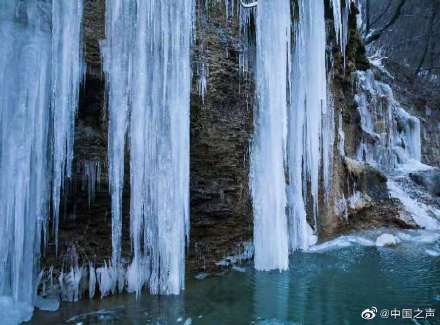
[101,0,132,273]
[0,0,83,317]
[51,0,84,252]
[103,0,193,294]
[248,0,333,267]
[287,0,329,251]
[81,160,101,207]
[331,0,352,65]
[238,4,256,75]
[250,0,290,271]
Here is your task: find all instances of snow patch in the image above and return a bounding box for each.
[375,234,400,247]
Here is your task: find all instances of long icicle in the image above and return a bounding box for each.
[251,0,290,271]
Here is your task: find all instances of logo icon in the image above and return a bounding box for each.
[361,307,378,320]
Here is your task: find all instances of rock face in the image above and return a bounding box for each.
[188,7,254,272]
[410,169,440,197]
[43,1,420,274]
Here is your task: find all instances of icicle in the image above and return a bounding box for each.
[103,0,193,294]
[101,0,132,274]
[251,0,290,271]
[0,0,83,312]
[238,3,256,75]
[338,112,346,157]
[197,62,208,102]
[197,0,209,103]
[287,0,329,251]
[96,262,114,298]
[330,0,352,66]
[59,266,84,302]
[82,160,101,207]
[89,263,96,299]
[51,0,85,253]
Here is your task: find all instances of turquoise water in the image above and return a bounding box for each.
[31,231,440,324]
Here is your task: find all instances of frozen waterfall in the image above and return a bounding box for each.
[102,0,193,294]
[354,69,422,169]
[250,0,290,271]
[0,0,84,319]
[249,0,332,271]
[288,0,329,252]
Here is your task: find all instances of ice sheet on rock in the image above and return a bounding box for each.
[388,181,440,230]
[354,70,422,170]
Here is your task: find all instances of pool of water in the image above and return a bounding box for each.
[31,230,440,324]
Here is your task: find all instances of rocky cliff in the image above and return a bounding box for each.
[42,0,437,277]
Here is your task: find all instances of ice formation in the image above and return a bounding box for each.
[354,66,439,230]
[88,263,96,299]
[250,0,290,271]
[101,0,132,274]
[288,0,332,252]
[59,266,84,302]
[249,0,339,270]
[102,0,193,294]
[330,0,352,64]
[0,0,84,316]
[387,181,440,230]
[375,233,400,247]
[196,1,209,103]
[354,70,421,169]
[81,160,101,207]
[51,0,85,252]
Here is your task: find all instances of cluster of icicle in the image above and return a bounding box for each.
[238,0,354,271]
[36,263,116,304]
[330,0,352,65]
[196,0,209,102]
[0,0,84,316]
[102,0,193,295]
